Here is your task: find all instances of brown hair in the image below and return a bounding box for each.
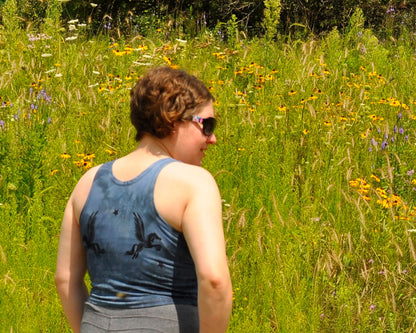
[130,66,214,141]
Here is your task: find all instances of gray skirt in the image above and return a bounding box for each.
[81,302,199,333]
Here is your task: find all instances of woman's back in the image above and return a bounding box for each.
[79,158,198,308]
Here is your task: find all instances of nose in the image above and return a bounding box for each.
[207,133,217,144]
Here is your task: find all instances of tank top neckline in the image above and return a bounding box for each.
[107,157,175,186]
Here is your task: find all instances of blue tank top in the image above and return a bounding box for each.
[79,158,198,308]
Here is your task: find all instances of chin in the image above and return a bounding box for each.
[189,158,202,166]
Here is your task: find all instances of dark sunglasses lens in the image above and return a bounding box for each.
[203,118,216,136]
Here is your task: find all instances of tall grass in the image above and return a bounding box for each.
[1,14,416,332]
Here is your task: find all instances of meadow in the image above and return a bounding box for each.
[1,9,416,332]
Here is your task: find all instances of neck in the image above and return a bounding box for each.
[135,134,173,159]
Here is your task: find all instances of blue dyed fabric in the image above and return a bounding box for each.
[79,158,197,308]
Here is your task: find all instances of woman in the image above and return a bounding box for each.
[55,66,232,332]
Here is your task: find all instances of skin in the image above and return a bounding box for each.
[55,101,233,333]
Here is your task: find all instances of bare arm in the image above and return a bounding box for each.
[181,168,233,333]
[55,196,88,333]
[55,168,98,332]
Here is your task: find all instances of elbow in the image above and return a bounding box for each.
[199,272,233,301]
[209,275,231,292]
[54,270,68,293]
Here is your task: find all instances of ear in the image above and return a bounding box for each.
[171,121,181,133]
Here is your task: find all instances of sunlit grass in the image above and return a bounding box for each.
[1,18,416,332]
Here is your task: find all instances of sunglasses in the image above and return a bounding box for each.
[190,115,217,136]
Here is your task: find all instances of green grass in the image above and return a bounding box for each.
[1,20,416,332]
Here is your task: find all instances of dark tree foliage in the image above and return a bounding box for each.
[280,0,416,38]
[2,0,416,38]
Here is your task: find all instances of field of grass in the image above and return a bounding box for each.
[1,10,416,332]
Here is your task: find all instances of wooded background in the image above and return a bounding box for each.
[2,0,416,39]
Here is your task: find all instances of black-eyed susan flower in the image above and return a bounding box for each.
[288,90,297,96]
[375,187,388,198]
[60,153,71,159]
[50,169,59,176]
[112,49,125,56]
[137,45,148,51]
[82,160,93,169]
[371,174,380,182]
[105,149,117,155]
[84,153,95,160]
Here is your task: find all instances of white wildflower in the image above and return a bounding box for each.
[41,53,53,57]
[90,3,98,7]
[132,61,153,66]
[68,19,79,24]
[65,36,78,41]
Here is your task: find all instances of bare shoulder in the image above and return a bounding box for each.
[73,164,102,193]
[70,164,103,219]
[161,161,218,189]
[155,161,220,232]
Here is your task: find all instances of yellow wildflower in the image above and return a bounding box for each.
[105,149,117,155]
[60,153,71,159]
[371,174,380,182]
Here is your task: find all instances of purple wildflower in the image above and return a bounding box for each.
[381,141,388,150]
[0,120,4,128]
[399,127,404,134]
[370,304,376,311]
[387,5,395,14]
